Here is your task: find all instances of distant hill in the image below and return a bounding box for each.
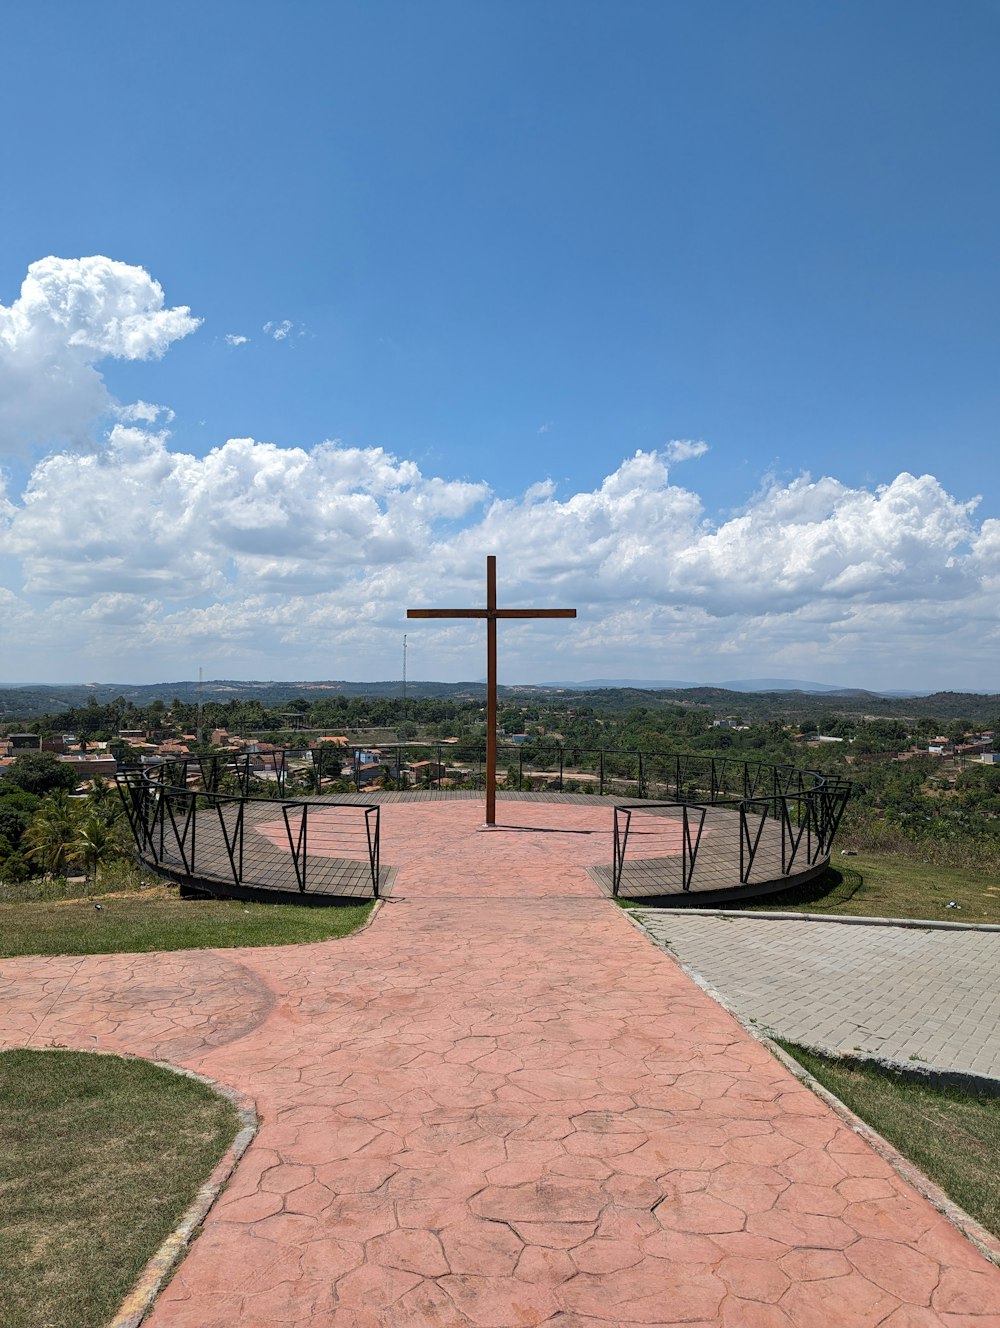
[0,678,473,720]
[546,677,925,696]
[1,678,996,724]
[722,677,865,694]
[544,678,697,690]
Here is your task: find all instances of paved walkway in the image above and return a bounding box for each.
[2,799,1000,1326]
[634,911,1000,1083]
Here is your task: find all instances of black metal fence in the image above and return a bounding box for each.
[117,748,849,902]
[335,744,845,803]
[117,758,381,898]
[612,776,852,896]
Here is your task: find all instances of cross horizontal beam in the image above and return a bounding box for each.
[407,609,576,619]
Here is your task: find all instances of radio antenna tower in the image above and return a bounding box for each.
[197,665,204,744]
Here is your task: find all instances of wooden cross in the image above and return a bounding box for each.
[407,556,576,825]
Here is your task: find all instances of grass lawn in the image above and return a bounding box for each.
[0,1049,241,1328]
[0,883,374,958]
[618,853,1000,923]
[730,854,1000,923]
[780,1042,1000,1241]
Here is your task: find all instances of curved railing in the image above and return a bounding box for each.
[611,778,852,897]
[116,756,381,899]
[116,747,850,902]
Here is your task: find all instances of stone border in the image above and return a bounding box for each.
[108,1063,258,1328]
[622,906,1000,1270]
[348,895,384,935]
[765,1041,1000,1269]
[665,906,1000,933]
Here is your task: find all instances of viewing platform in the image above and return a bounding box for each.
[117,753,850,907]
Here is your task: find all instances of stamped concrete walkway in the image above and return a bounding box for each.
[3,798,1000,1326]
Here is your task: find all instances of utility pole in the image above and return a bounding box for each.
[402,634,407,712]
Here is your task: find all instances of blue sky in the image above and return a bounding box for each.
[2,1,999,691]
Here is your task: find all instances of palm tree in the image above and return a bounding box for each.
[85,777,122,825]
[74,811,128,884]
[22,792,81,877]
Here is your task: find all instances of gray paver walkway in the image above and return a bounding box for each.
[635,910,1000,1081]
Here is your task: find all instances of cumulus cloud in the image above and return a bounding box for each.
[668,472,979,613]
[3,427,489,600]
[0,256,995,689]
[114,400,175,425]
[4,427,999,689]
[664,438,709,463]
[0,256,199,454]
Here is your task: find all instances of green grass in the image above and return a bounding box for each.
[621,853,1000,923]
[0,884,374,958]
[779,1042,1000,1240]
[0,862,148,905]
[0,1049,241,1328]
[731,853,1000,923]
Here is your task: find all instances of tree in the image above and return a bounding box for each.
[0,789,41,851]
[21,792,81,877]
[0,839,30,883]
[4,752,79,797]
[75,811,129,883]
[85,777,122,825]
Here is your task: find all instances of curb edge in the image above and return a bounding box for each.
[622,906,1000,1271]
[108,1064,259,1328]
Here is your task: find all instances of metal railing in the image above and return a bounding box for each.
[330,743,842,800]
[117,761,381,898]
[613,801,708,896]
[117,748,849,902]
[128,744,840,804]
[611,774,852,896]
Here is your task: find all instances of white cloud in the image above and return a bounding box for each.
[224,333,249,346]
[664,438,709,463]
[114,400,175,425]
[0,257,200,454]
[3,427,488,601]
[3,425,999,689]
[1,254,998,690]
[668,472,978,614]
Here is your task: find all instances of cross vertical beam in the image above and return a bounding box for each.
[407,556,576,826]
[486,555,498,824]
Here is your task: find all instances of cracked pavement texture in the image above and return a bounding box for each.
[2,798,999,1326]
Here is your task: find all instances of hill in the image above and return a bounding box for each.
[1,679,997,726]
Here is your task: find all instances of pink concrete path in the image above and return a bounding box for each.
[3,800,1000,1326]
